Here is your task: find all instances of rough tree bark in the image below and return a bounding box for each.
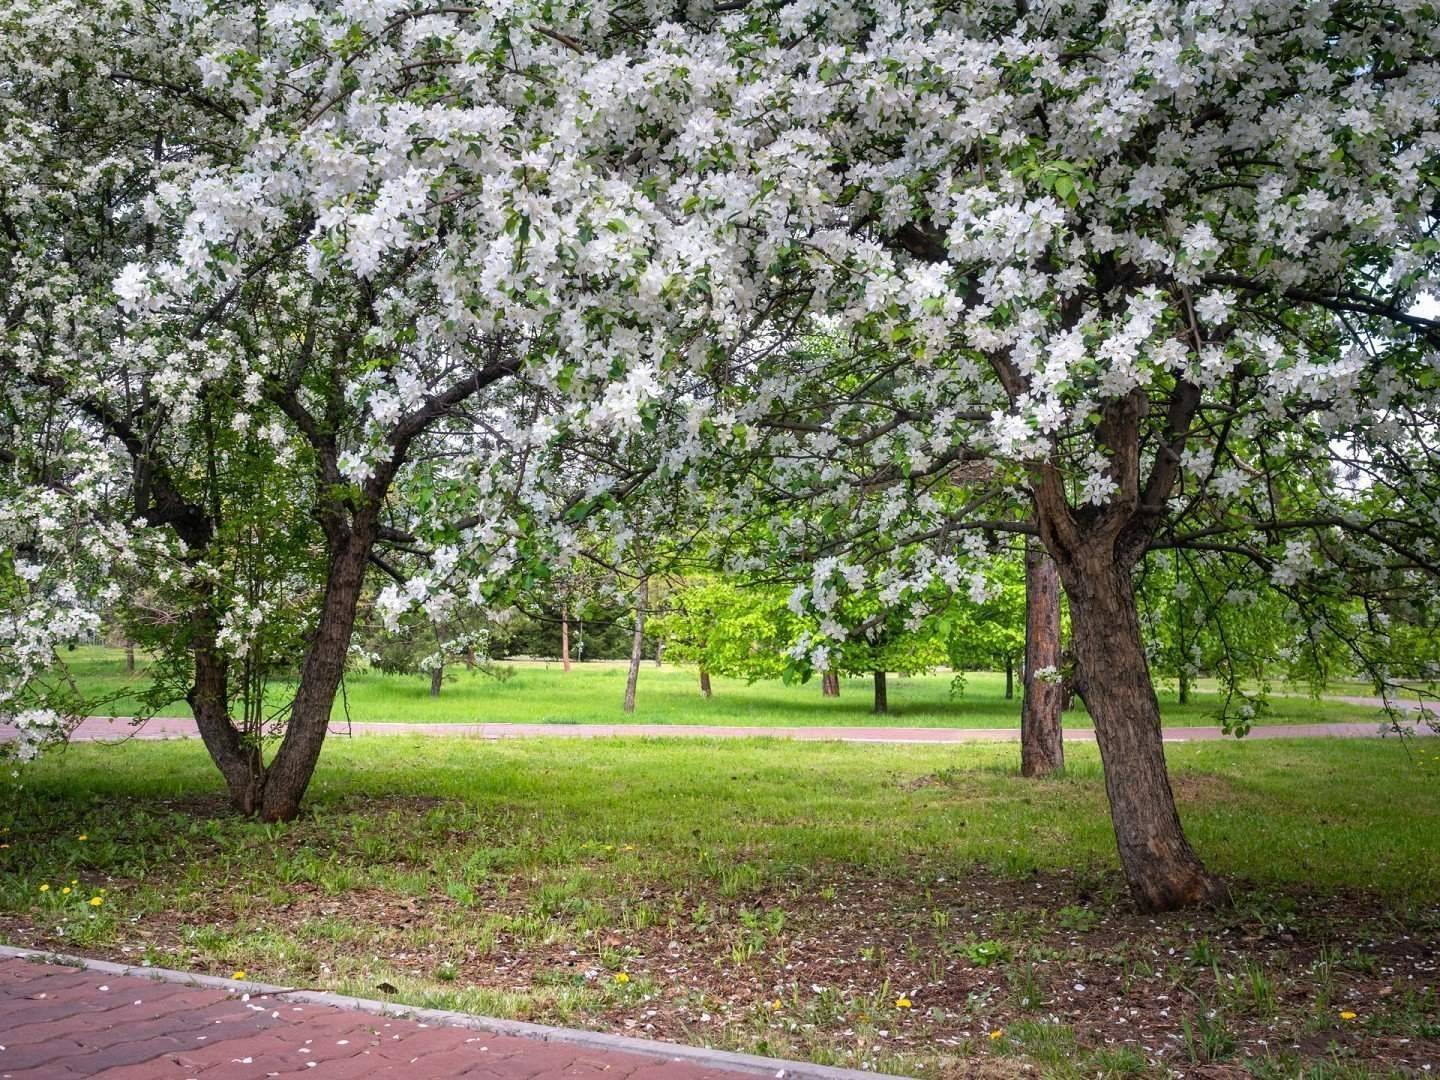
[259,526,373,822]
[1059,556,1226,910]
[187,621,264,814]
[623,576,647,714]
[822,670,840,697]
[430,665,443,697]
[1021,543,1065,778]
[872,670,887,714]
[699,667,712,697]
[1028,382,1226,912]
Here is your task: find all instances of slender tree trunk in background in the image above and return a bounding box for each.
[463,647,477,669]
[623,577,648,714]
[1004,655,1014,699]
[1021,544,1065,778]
[655,639,664,667]
[125,641,136,673]
[1175,595,1190,704]
[260,527,373,822]
[1059,554,1227,912]
[872,670,888,714]
[822,670,840,697]
[699,667,712,697]
[430,665,443,697]
[561,607,572,672]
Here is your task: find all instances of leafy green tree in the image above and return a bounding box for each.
[940,556,1027,699]
[650,580,795,695]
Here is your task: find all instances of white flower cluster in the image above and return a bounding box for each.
[2,0,1439,765]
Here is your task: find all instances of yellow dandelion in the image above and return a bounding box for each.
[1340,1010,1358,1020]
[232,970,247,980]
[614,972,630,984]
[989,1029,1005,1041]
[39,883,49,892]
[895,997,912,1009]
[62,887,71,895]
[88,896,103,907]
[77,834,87,842]
[771,999,782,1011]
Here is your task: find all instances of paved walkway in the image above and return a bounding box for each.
[2,709,1433,747]
[0,952,877,1079]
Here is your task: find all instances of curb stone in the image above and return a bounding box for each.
[0,944,913,1080]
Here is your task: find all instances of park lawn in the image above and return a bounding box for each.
[51,646,1390,729]
[2,735,1437,1078]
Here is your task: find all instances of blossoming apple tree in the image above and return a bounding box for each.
[4,0,1440,911]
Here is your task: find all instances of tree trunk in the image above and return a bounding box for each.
[623,577,647,714]
[561,607,571,673]
[822,670,840,697]
[699,667,712,698]
[655,639,664,667]
[463,646,477,670]
[124,641,136,673]
[1004,655,1014,699]
[1021,544,1065,779]
[1060,556,1227,912]
[430,665,443,697]
[186,619,264,814]
[872,670,887,714]
[1178,668,1191,705]
[259,530,371,822]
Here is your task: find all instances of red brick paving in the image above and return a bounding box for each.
[0,959,763,1079]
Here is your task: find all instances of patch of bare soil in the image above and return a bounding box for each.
[3,793,1434,1077]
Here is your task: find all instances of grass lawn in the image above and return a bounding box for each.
[3,735,1437,1077]
[51,646,1391,729]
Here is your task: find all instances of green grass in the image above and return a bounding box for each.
[4,735,1437,1077]
[50,646,1391,728]
[5,736,1438,911]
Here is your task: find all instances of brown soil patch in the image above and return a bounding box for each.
[6,863,1435,1077]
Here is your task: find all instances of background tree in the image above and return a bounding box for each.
[650,580,796,695]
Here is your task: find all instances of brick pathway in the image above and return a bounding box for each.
[0,957,794,1079]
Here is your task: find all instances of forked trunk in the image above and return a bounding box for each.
[259,532,370,822]
[1021,544,1065,778]
[699,667,712,698]
[623,577,647,714]
[187,627,264,814]
[1061,556,1227,912]
[872,670,887,714]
